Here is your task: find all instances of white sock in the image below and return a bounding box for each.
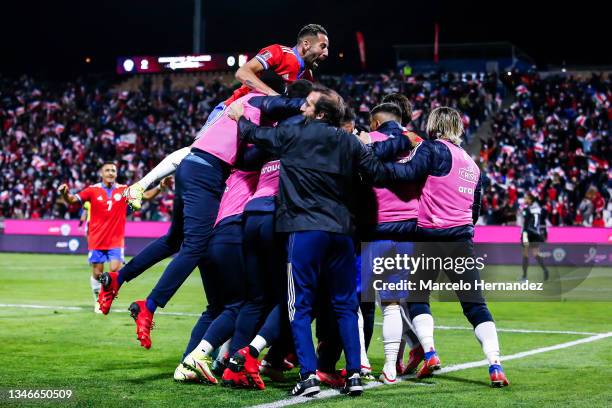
[193,339,214,356]
[474,321,501,365]
[357,307,371,368]
[216,339,231,361]
[382,304,402,377]
[138,146,190,189]
[90,276,101,300]
[250,335,268,354]
[412,313,435,353]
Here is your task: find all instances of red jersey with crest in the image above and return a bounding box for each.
[225,44,314,105]
[76,183,128,250]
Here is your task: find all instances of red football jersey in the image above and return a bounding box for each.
[225,44,314,105]
[76,183,128,250]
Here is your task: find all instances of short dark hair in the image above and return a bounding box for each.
[259,70,286,95]
[286,79,313,98]
[101,161,116,169]
[371,102,402,121]
[297,24,328,42]
[341,107,356,125]
[382,93,413,126]
[311,84,345,127]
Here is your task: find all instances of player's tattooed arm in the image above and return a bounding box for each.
[236,58,280,96]
[58,184,80,205]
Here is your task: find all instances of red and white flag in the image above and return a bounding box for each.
[356,32,366,70]
[28,101,41,111]
[534,142,544,154]
[593,92,609,107]
[32,155,47,170]
[545,113,559,124]
[45,102,60,111]
[100,129,115,141]
[434,23,440,64]
[501,145,516,155]
[516,85,529,95]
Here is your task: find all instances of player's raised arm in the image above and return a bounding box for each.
[58,183,81,205]
[235,56,280,96]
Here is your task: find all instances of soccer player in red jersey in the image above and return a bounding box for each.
[226,23,329,103]
[59,162,169,313]
[124,24,330,209]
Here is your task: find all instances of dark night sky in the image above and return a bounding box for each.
[2,0,610,78]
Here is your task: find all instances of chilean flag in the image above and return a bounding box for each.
[593,92,609,107]
[516,85,529,95]
[100,129,115,141]
[28,101,41,111]
[355,32,366,70]
[54,124,65,135]
[32,155,47,170]
[501,145,516,155]
[534,142,544,154]
[545,113,559,124]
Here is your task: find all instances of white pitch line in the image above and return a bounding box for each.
[0,303,84,311]
[0,303,200,317]
[374,322,598,336]
[250,332,612,408]
[0,304,601,335]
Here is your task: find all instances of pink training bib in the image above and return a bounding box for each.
[418,139,479,229]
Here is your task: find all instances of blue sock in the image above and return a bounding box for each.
[424,350,437,360]
[146,298,158,313]
[117,270,125,286]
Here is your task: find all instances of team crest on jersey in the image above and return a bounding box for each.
[114,193,122,201]
[458,166,478,184]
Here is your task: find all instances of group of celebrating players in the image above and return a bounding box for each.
[60,23,509,398]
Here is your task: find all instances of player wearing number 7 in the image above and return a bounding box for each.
[59,161,170,313]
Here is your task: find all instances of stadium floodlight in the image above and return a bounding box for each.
[123,59,135,72]
[238,54,248,67]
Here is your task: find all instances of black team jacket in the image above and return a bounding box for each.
[237,115,410,235]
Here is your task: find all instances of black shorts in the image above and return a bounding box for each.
[527,232,545,243]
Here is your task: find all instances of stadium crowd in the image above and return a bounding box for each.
[0,75,234,221]
[479,72,611,227]
[0,72,609,226]
[321,71,502,141]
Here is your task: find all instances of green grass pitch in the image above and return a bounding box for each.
[0,253,610,407]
